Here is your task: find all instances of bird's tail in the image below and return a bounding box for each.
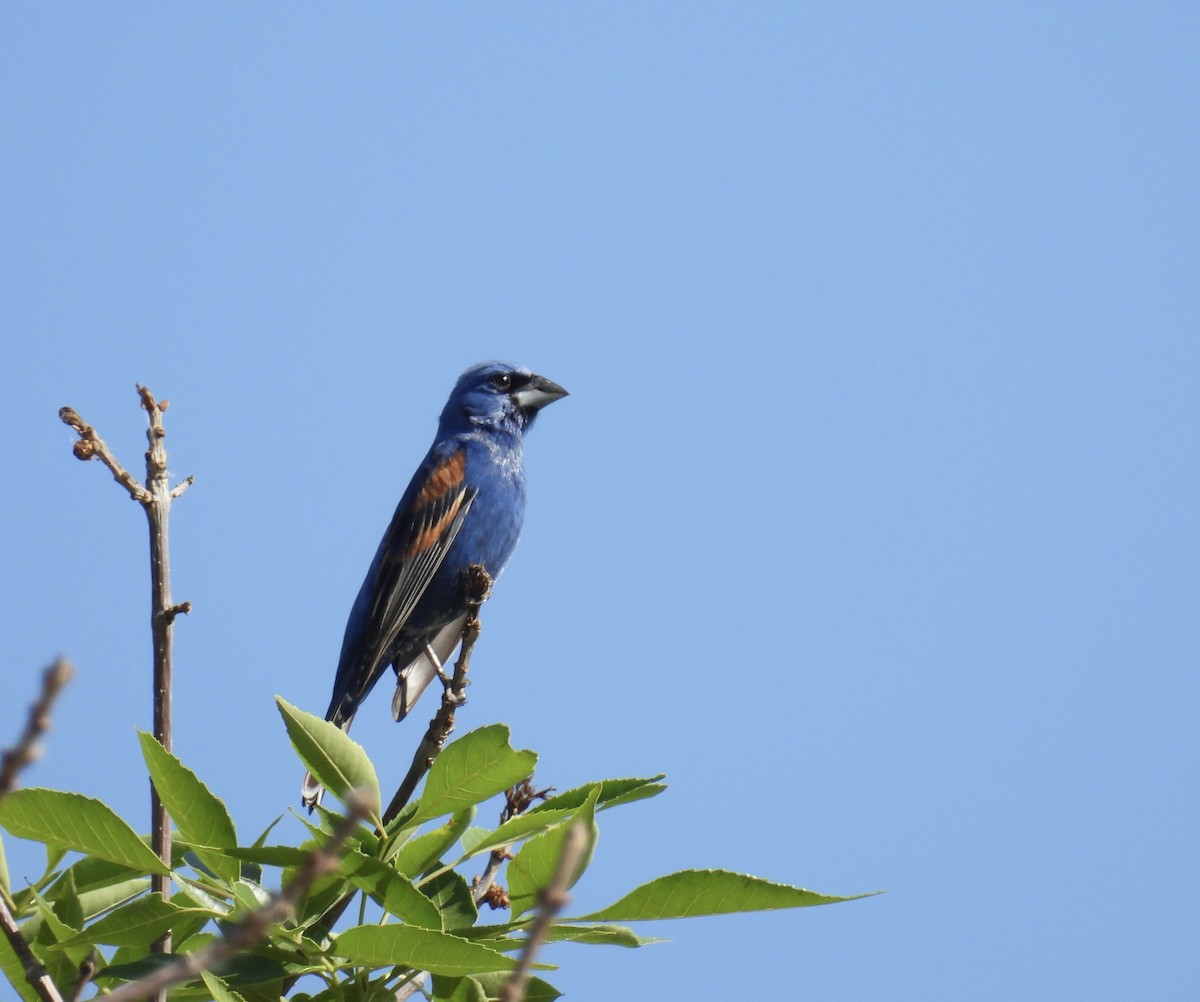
[300,709,356,811]
[391,615,467,721]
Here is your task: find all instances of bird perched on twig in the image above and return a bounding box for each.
[302,362,567,808]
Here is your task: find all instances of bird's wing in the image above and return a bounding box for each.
[334,447,477,716]
[365,449,476,674]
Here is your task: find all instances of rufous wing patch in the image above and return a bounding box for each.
[415,450,466,506]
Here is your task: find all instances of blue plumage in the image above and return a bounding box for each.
[302,362,566,806]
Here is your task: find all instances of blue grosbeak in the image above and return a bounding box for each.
[302,362,567,807]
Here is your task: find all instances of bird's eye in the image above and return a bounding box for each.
[491,372,514,391]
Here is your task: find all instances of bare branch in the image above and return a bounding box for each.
[472,851,510,909]
[383,564,493,824]
[0,898,65,1002]
[472,780,553,909]
[133,386,180,977]
[60,387,192,995]
[57,406,151,504]
[393,972,429,1001]
[499,821,589,1002]
[102,791,373,1002]
[163,601,192,623]
[68,950,97,1002]
[0,660,75,1002]
[0,658,74,798]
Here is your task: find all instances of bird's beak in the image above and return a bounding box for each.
[512,374,569,412]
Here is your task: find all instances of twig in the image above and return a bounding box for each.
[57,407,151,504]
[102,791,373,1002]
[393,971,428,1001]
[68,951,97,1002]
[60,387,192,989]
[0,658,74,798]
[136,385,180,971]
[383,565,493,824]
[0,898,65,1002]
[471,851,509,908]
[498,821,588,1002]
[472,780,554,909]
[0,660,75,1002]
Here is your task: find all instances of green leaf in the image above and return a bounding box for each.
[201,970,250,1002]
[581,870,876,921]
[290,872,348,931]
[197,844,312,867]
[221,983,285,1002]
[101,951,285,987]
[452,924,521,950]
[77,878,152,921]
[25,873,151,938]
[454,805,577,863]
[300,804,380,856]
[413,725,536,825]
[252,815,284,847]
[55,895,217,949]
[170,888,231,946]
[206,982,277,1002]
[335,924,516,976]
[340,853,443,930]
[275,696,381,815]
[44,844,66,874]
[431,974,489,1002]
[46,854,137,899]
[393,808,475,876]
[232,878,272,913]
[545,924,663,948]
[241,814,283,885]
[528,776,667,815]
[93,938,152,981]
[31,890,85,985]
[0,789,169,875]
[420,870,477,931]
[213,952,288,988]
[52,869,84,933]
[474,971,561,1002]
[96,952,176,982]
[138,731,239,882]
[172,882,229,917]
[459,826,491,856]
[0,831,8,895]
[508,790,599,919]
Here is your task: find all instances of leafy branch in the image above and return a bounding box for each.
[385,563,494,824]
[0,389,874,1001]
[102,791,374,1002]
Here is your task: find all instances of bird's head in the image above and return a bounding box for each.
[441,362,568,435]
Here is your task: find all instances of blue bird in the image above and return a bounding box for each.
[302,362,567,807]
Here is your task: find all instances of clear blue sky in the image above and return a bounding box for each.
[2,5,1197,999]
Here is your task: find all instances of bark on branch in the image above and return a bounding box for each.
[383,564,493,824]
[0,659,75,1002]
[60,387,192,997]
